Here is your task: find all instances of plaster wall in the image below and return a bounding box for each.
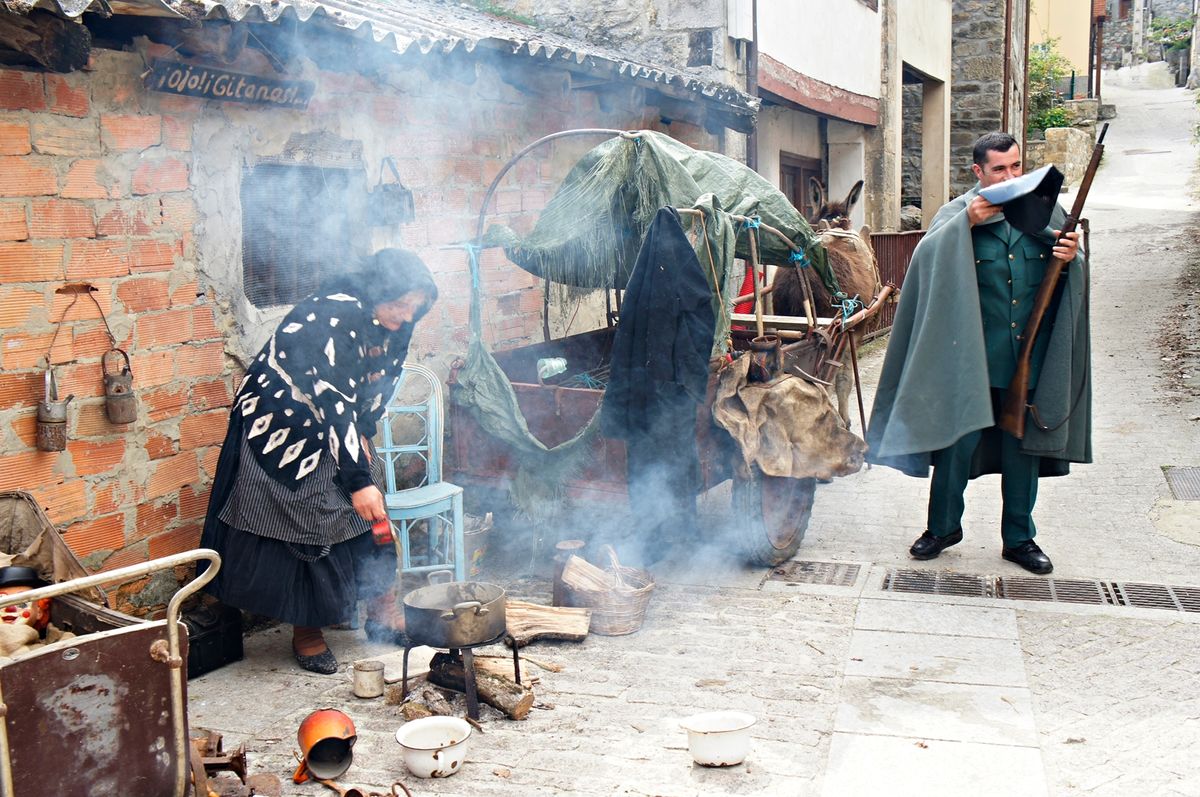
[898,0,954,81]
[1030,0,1093,73]
[755,105,821,195]
[757,1,882,99]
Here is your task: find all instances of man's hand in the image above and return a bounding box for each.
[352,484,387,523]
[1051,230,1080,263]
[967,195,1003,227]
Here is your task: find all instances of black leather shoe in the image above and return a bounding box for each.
[1002,540,1053,574]
[293,647,339,675]
[909,528,963,560]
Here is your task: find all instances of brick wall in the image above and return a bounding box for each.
[0,42,718,614]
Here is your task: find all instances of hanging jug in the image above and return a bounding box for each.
[35,368,74,452]
[102,348,137,424]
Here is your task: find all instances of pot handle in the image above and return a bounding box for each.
[439,600,486,621]
[425,569,454,586]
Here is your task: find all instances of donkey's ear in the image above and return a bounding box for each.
[809,177,826,211]
[845,179,864,209]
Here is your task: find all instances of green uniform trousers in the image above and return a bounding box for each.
[926,390,1040,547]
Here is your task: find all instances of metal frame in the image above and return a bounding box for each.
[0,548,221,797]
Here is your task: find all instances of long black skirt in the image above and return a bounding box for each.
[199,412,396,628]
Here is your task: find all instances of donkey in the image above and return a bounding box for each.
[771,177,881,430]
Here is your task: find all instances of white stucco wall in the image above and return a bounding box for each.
[827,120,867,230]
[755,105,821,193]
[898,0,953,80]
[757,1,882,98]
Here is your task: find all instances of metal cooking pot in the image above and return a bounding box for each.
[403,574,506,649]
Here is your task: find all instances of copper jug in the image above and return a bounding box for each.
[102,348,136,424]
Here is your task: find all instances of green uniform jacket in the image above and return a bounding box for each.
[865,185,1092,478]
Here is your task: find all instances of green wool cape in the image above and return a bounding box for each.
[865,185,1092,478]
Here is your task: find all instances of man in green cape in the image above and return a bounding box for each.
[865,132,1091,574]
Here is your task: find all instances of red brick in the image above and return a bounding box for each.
[134,499,178,540]
[154,195,197,234]
[0,157,57,197]
[45,74,90,118]
[50,284,112,321]
[29,479,89,526]
[55,361,104,400]
[129,348,175,388]
[191,378,232,411]
[131,158,189,195]
[136,307,194,348]
[0,241,64,281]
[66,240,130,278]
[0,449,63,492]
[64,512,126,557]
[148,523,202,559]
[98,545,149,574]
[129,239,177,273]
[160,116,191,151]
[69,438,127,477]
[175,341,225,379]
[154,94,205,114]
[8,410,35,447]
[31,116,100,157]
[96,203,152,237]
[0,202,27,240]
[73,324,125,360]
[170,280,200,305]
[0,71,45,112]
[177,485,210,522]
[1,330,73,369]
[0,371,44,411]
[179,410,227,450]
[100,114,162,153]
[93,480,134,516]
[29,199,96,239]
[116,277,170,313]
[72,399,109,438]
[145,429,177,460]
[201,446,220,479]
[191,305,220,339]
[0,120,30,155]
[141,383,188,421]
[142,452,200,501]
[61,159,120,200]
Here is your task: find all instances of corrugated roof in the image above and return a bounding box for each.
[5,0,758,126]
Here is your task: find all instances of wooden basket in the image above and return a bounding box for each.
[560,545,655,636]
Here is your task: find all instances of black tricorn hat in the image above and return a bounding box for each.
[978,164,1065,236]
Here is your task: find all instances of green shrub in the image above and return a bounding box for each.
[1027,39,1074,138]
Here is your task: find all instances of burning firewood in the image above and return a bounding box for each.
[427,652,535,720]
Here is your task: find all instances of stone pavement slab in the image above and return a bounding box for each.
[822,733,1048,797]
[845,629,1027,687]
[854,597,1019,639]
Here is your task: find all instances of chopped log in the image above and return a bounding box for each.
[427,652,534,721]
[385,681,454,718]
[559,555,616,592]
[0,10,90,73]
[505,599,591,647]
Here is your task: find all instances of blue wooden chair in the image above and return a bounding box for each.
[377,362,465,582]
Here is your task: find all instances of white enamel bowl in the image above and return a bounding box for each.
[394,716,472,778]
[678,711,756,767]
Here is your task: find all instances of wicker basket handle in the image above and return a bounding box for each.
[600,544,628,588]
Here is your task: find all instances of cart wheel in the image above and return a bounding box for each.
[730,467,815,566]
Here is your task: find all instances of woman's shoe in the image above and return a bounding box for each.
[364,619,409,647]
[293,646,339,674]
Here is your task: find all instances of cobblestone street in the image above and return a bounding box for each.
[190,75,1200,796]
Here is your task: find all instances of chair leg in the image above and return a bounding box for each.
[452,493,466,581]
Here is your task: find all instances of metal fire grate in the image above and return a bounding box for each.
[880,568,1200,614]
[1163,466,1200,500]
[881,569,995,598]
[769,560,861,586]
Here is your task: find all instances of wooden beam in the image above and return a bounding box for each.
[0,9,90,73]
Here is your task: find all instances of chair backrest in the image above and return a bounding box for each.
[377,362,445,494]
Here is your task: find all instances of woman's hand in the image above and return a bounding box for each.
[351,485,387,523]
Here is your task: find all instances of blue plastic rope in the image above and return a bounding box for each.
[788,249,810,268]
[839,294,863,321]
[742,216,761,230]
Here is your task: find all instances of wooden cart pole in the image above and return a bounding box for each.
[746,226,765,339]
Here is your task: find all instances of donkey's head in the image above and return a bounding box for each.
[809,177,864,230]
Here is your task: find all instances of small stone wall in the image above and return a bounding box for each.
[1025,126,1095,188]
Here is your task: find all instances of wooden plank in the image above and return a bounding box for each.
[505,599,590,647]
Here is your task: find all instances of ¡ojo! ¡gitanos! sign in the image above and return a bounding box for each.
[144,60,315,110]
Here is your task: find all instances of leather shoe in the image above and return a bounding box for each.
[909,528,963,560]
[1002,540,1053,574]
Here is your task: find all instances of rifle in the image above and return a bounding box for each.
[997,123,1107,439]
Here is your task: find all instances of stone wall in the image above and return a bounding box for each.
[1024,126,1095,187]
[951,0,1007,195]
[901,83,923,207]
[0,42,711,613]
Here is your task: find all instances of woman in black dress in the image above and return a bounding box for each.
[201,249,438,673]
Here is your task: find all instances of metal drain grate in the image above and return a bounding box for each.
[881,569,1200,614]
[1163,466,1200,500]
[769,560,861,586]
[881,569,995,598]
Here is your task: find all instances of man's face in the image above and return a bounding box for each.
[972,144,1023,188]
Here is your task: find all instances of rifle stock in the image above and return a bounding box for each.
[997,123,1107,438]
